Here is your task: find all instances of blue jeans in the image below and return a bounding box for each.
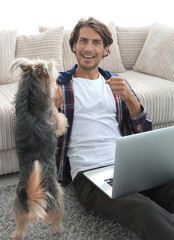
[73,171,174,240]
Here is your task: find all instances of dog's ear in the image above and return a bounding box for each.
[9,58,33,74]
[20,63,33,72]
[37,60,58,80]
[40,60,55,74]
[9,58,34,83]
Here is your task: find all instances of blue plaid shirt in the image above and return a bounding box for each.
[56,64,152,185]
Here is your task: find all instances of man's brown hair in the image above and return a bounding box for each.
[69,17,113,55]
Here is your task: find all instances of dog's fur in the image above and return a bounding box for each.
[9,58,68,239]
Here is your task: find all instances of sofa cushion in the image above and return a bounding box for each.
[39,26,76,72]
[16,27,64,72]
[0,29,17,84]
[117,26,150,70]
[133,24,174,82]
[62,29,77,71]
[0,82,17,151]
[120,70,174,127]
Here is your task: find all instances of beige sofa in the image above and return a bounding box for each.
[0,23,174,175]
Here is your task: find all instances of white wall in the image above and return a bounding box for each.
[0,0,174,34]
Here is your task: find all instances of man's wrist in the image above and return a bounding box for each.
[126,95,142,116]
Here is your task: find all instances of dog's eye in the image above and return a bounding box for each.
[33,68,40,76]
[34,69,38,74]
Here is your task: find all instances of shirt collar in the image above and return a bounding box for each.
[57,64,118,84]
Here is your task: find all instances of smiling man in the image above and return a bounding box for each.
[56,17,174,240]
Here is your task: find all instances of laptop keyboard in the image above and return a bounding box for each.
[104,178,113,187]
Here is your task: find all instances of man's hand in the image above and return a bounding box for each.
[54,84,63,109]
[106,76,133,102]
[106,76,142,116]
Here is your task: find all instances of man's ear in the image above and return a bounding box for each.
[72,43,76,54]
[103,45,109,57]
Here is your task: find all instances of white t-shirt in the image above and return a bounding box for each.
[67,74,121,180]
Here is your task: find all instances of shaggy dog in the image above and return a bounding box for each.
[9,58,68,239]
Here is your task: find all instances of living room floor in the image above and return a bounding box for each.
[0,173,19,187]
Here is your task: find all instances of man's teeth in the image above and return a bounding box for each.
[83,55,94,59]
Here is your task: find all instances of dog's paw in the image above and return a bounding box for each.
[10,232,16,239]
[51,221,65,234]
[56,112,68,137]
[10,231,23,240]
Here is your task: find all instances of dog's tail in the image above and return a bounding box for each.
[27,160,48,220]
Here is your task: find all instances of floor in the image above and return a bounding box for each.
[0,172,19,187]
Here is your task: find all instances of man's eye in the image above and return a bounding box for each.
[80,39,87,43]
[94,40,101,45]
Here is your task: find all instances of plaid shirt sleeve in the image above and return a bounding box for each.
[115,80,152,136]
[56,80,74,185]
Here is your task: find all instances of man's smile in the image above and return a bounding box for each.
[82,54,95,60]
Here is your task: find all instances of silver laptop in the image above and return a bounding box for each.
[84,126,174,199]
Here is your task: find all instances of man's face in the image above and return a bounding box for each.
[73,26,109,71]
